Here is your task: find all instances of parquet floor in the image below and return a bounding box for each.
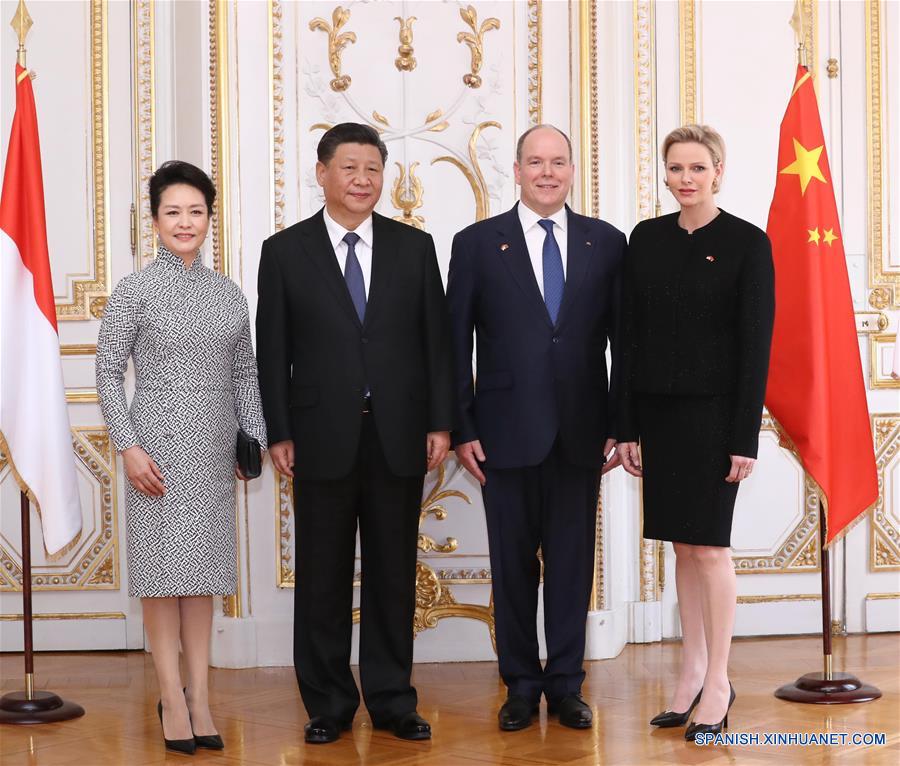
[0,634,897,765]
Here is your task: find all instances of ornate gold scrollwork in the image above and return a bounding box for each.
[309,6,356,92]
[431,121,501,221]
[394,15,416,72]
[391,162,425,230]
[424,108,449,132]
[457,5,500,88]
[871,415,900,570]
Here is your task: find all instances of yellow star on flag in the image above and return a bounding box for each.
[780,138,827,195]
[807,227,821,245]
[823,228,839,246]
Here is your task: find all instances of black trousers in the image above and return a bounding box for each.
[482,439,599,704]
[293,414,422,724]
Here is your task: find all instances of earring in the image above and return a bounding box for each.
[712,178,720,192]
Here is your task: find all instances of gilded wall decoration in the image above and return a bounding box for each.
[578,0,598,217]
[678,0,696,125]
[866,0,896,310]
[870,414,899,570]
[0,427,118,591]
[432,120,502,222]
[132,0,156,269]
[870,334,900,389]
[526,0,542,125]
[208,0,230,276]
[271,0,286,232]
[55,0,110,321]
[391,162,425,229]
[634,0,656,222]
[394,15,417,72]
[309,6,356,92]
[457,5,500,88]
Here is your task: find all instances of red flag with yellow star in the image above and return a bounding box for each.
[765,65,877,544]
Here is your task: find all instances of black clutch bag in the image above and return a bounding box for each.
[236,429,262,479]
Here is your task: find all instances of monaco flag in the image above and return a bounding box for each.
[765,65,878,544]
[1,64,82,555]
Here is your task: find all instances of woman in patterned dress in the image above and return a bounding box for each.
[96,161,267,754]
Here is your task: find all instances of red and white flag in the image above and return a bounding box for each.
[1,63,82,554]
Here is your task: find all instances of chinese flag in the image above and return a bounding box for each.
[765,65,877,544]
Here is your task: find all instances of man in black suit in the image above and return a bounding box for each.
[447,125,625,731]
[256,123,453,744]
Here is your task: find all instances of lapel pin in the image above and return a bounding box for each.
[706,255,716,262]
[500,243,509,251]
[586,241,592,246]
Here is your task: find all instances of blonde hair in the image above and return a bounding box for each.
[661,124,725,167]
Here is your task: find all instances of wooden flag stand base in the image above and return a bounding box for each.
[0,492,84,725]
[775,500,881,705]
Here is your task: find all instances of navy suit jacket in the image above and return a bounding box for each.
[447,203,626,470]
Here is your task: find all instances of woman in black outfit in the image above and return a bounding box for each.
[617,125,775,742]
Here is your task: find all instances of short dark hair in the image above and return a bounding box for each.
[149,160,216,218]
[317,122,388,165]
[515,124,573,163]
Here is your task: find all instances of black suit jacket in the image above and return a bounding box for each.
[615,210,775,457]
[256,209,454,480]
[446,203,626,470]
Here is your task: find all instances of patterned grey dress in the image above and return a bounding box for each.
[96,246,267,597]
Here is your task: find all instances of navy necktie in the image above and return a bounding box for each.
[342,231,366,323]
[539,219,564,324]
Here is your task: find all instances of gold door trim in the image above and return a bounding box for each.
[870,414,900,570]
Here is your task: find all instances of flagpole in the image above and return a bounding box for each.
[0,0,84,725]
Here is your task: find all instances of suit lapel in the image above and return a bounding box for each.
[363,213,397,329]
[301,208,362,328]
[557,206,592,328]
[498,204,554,328]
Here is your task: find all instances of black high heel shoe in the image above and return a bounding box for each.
[649,688,702,727]
[685,683,735,742]
[157,700,197,755]
[183,687,224,750]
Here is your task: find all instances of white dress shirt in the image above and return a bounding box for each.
[323,206,373,298]
[517,202,568,298]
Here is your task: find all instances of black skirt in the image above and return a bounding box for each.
[637,393,740,547]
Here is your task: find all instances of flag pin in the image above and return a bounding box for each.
[500,243,509,251]
[586,240,592,246]
[706,255,716,262]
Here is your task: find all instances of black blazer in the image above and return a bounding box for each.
[256,209,454,480]
[447,203,626,470]
[615,210,775,457]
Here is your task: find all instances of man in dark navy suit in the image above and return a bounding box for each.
[447,125,625,731]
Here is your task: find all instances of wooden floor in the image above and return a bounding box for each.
[0,634,897,765]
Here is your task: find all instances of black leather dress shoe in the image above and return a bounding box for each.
[304,716,350,744]
[498,695,538,731]
[377,711,432,740]
[157,700,197,755]
[550,695,593,729]
[685,683,735,743]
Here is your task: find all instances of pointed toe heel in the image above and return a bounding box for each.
[685,683,735,743]
[649,688,702,728]
[157,700,197,755]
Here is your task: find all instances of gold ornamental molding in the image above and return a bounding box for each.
[590,488,606,611]
[60,344,97,356]
[270,0,285,233]
[866,0,896,310]
[578,0,598,217]
[866,592,900,600]
[132,0,155,269]
[0,611,125,621]
[732,416,820,574]
[457,5,500,89]
[432,121,502,222]
[678,0,696,125]
[634,0,657,222]
[56,0,110,321]
[394,15,416,72]
[309,5,356,92]
[0,427,118,591]
[638,481,662,602]
[869,334,900,389]
[736,594,820,605]
[526,0,542,125]
[208,0,230,277]
[871,414,900,571]
[391,164,426,229]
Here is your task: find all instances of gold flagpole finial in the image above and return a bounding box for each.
[789,1,807,68]
[10,0,33,68]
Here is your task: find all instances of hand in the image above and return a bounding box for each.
[618,441,643,477]
[726,454,755,483]
[601,438,622,475]
[455,439,486,485]
[270,440,295,478]
[426,431,450,471]
[122,445,165,497]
